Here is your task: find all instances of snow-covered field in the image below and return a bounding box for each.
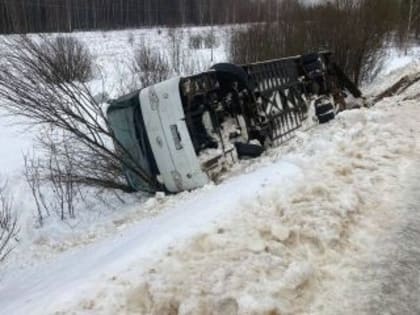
[0,25,232,271]
[0,25,420,315]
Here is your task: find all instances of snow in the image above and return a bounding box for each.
[0,24,232,272]
[308,103,420,315]
[0,160,302,315]
[380,45,420,76]
[0,25,419,314]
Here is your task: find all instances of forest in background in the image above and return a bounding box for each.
[0,0,267,33]
[0,0,419,35]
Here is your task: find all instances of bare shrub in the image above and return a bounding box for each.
[23,128,131,222]
[229,0,396,85]
[23,153,50,225]
[168,28,185,75]
[182,56,208,76]
[24,140,93,222]
[37,36,93,83]
[168,28,206,76]
[127,32,135,46]
[0,180,18,262]
[44,132,78,220]
[189,34,203,49]
[0,35,158,195]
[230,24,280,65]
[397,0,420,54]
[133,45,171,87]
[203,31,218,49]
[305,0,395,84]
[188,32,217,50]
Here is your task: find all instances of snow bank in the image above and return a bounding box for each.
[380,45,420,76]
[102,103,415,315]
[0,157,303,315]
[309,101,420,314]
[7,89,409,315]
[365,47,420,98]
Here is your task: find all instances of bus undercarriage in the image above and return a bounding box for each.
[107,52,363,193]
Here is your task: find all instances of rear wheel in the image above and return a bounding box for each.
[210,63,251,91]
[234,142,264,159]
[316,104,334,116]
[315,97,336,124]
[318,112,335,124]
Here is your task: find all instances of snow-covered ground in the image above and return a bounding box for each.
[1,67,420,314]
[0,25,232,272]
[378,44,420,77]
[0,25,420,315]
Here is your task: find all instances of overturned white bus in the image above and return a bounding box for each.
[107,52,363,193]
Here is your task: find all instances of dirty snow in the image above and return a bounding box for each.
[115,103,418,315]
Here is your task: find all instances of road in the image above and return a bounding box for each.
[311,101,420,315]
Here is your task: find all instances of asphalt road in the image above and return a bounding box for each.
[359,161,420,315]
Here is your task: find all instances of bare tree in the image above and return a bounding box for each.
[0,180,18,262]
[230,0,395,85]
[44,132,77,220]
[0,0,404,35]
[133,44,171,87]
[23,153,50,225]
[0,35,158,194]
[38,36,93,84]
[403,0,420,54]
[196,0,207,25]
[168,28,185,75]
[24,137,93,222]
